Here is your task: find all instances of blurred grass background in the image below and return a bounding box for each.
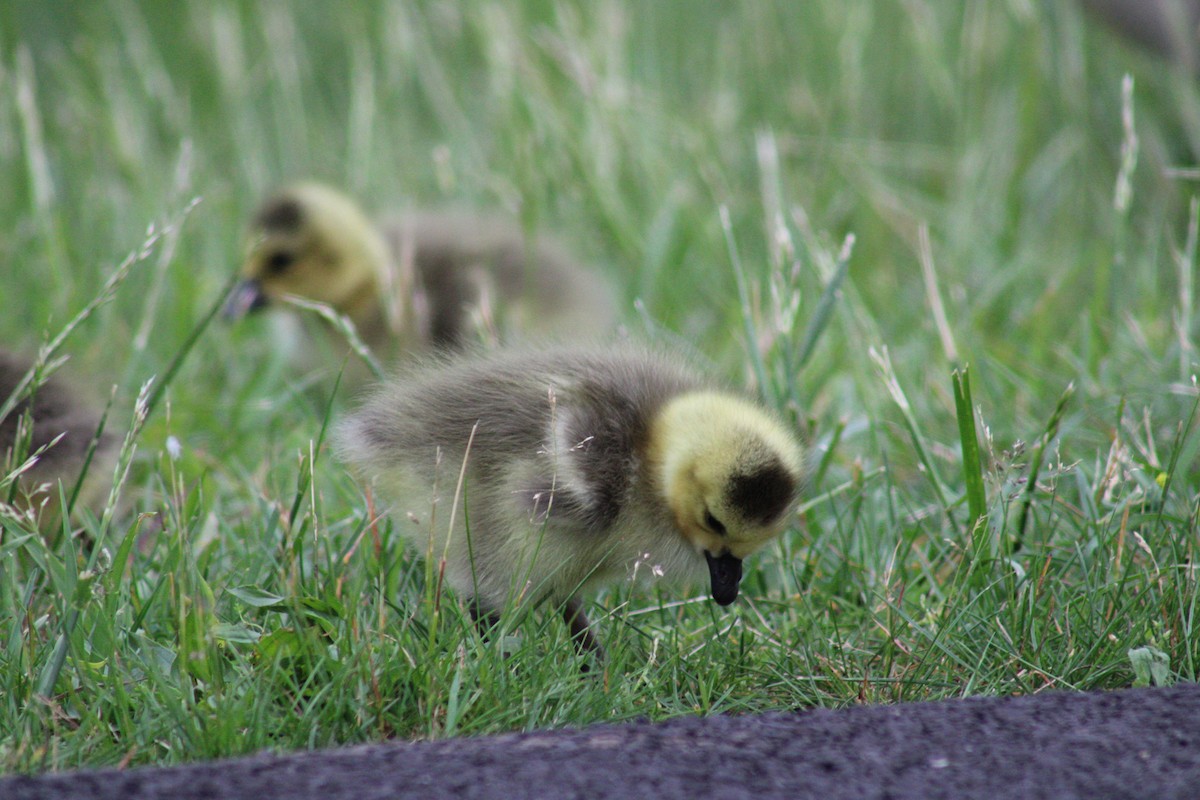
[2,0,1200,773]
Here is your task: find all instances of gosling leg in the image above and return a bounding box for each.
[468,600,502,635]
[562,597,606,665]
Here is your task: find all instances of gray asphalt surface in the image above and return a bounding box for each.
[3,683,1198,800]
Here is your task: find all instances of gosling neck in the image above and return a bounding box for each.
[336,223,391,327]
[647,393,712,505]
[338,273,384,329]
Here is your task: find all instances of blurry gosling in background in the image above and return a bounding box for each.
[225,182,618,380]
[0,350,117,528]
[336,346,803,659]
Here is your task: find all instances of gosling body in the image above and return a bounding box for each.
[0,350,116,525]
[336,346,803,654]
[227,183,617,382]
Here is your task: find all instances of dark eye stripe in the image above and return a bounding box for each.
[705,510,728,536]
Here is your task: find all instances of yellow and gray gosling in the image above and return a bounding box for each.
[0,350,116,526]
[335,346,803,658]
[224,183,617,380]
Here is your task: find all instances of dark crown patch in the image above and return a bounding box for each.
[257,198,305,232]
[727,461,796,524]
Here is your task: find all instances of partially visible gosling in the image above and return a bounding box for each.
[0,350,116,527]
[225,183,617,381]
[335,346,803,658]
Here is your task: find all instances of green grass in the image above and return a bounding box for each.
[3,0,1200,773]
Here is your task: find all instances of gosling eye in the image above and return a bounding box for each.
[704,510,728,537]
[265,251,295,275]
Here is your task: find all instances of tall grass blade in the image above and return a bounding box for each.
[952,365,986,533]
[1014,382,1075,551]
[722,205,772,406]
[794,235,854,372]
[869,345,956,532]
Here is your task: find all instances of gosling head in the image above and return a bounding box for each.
[225,183,389,321]
[649,392,803,606]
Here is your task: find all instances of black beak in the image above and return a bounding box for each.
[223,278,269,320]
[705,551,743,606]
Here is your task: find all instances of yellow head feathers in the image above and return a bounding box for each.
[227,183,388,321]
[648,391,803,602]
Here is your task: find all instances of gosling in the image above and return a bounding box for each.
[225,182,617,381]
[335,346,803,658]
[0,350,116,527]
